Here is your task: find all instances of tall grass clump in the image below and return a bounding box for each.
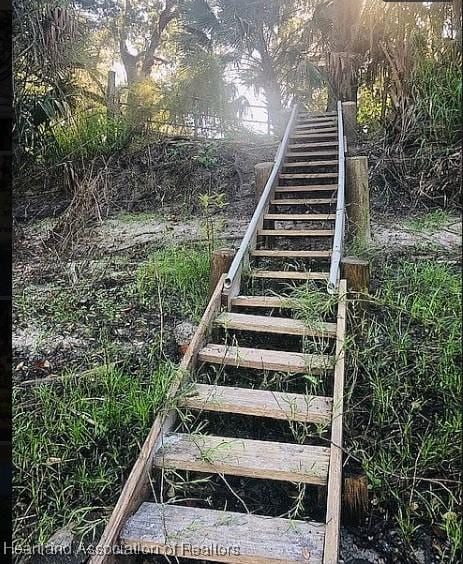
[46,110,132,162]
[134,246,210,320]
[412,45,462,146]
[347,260,461,561]
[13,361,176,547]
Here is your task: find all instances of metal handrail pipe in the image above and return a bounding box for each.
[327,101,346,294]
[224,104,298,289]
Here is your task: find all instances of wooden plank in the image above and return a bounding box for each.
[299,111,337,117]
[264,213,336,220]
[293,127,338,134]
[120,503,326,564]
[214,312,336,337]
[252,249,332,257]
[296,121,337,128]
[291,133,338,139]
[257,229,334,237]
[271,198,335,205]
[280,173,338,180]
[231,296,294,309]
[251,270,329,281]
[89,276,226,564]
[275,185,337,192]
[283,161,338,167]
[180,384,333,424]
[286,151,339,157]
[197,342,333,372]
[288,142,338,149]
[323,279,347,564]
[154,433,331,485]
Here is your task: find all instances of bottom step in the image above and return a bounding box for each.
[120,502,325,563]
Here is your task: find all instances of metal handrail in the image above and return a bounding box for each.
[224,104,299,290]
[327,101,346,294]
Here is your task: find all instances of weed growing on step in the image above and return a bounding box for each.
[346,260,461,560]
[13,361,177,547]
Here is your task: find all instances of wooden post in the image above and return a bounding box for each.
[342,473,369,525]
[341,101,357,155]
[106,70,116,120]
[346,156,371,245]
[254,162,274,203]
[341,256,370,294]
[208,248,235,298]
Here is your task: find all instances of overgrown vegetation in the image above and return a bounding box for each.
[14,362,176,546]
[133,246,210,320]
[346,260,462,560]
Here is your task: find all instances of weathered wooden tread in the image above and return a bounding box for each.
[181,384,332,423]
[215,311,336,336]
[271,198,335,205]
[231,295,296,309]
[258,229,334,237]
[264,213,335,220]
[251,270,329,281]
[286,151,338,157]
[154,433,331,484]
[197,342,332,372]
[299,111,337,117]
[120,502,326,563]
[198,342,334,374]
[293,127,338,134]
[280,173,338,179]
[283,161,338,167]
[275,185,337,193]
[291,133,338,139]
[296,122,336,129]
[252,249,332,257]
[288,142,339,149]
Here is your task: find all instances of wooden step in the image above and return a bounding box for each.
[286,151,338,157]
[252,249,332,258]
[299,111,337,117]
[275,185,337,193]
[291,133,338,139]
[154,433,331,484]
[257,229,334,237]
[120,502,326,563]
[231,296,295,309]
[197,342,333,372]
[271,198,335,205]
[214,312,336,337]
[293,127,338,134]
[283,160,338,167]
[264,213,335,220]
[251,270,329,281]
[199,338,332,368]
[288,142,338,149]
[296,120,336,127]
[181,384,333,424]
[280,173,338,180]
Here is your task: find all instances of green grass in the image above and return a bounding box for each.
[47,110,132,162]
[13,361,177,547]
[133,245,210,320]
[404,210,453,232]
[346,260,462,560]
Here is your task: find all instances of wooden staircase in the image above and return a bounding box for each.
[91,106,348,564]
